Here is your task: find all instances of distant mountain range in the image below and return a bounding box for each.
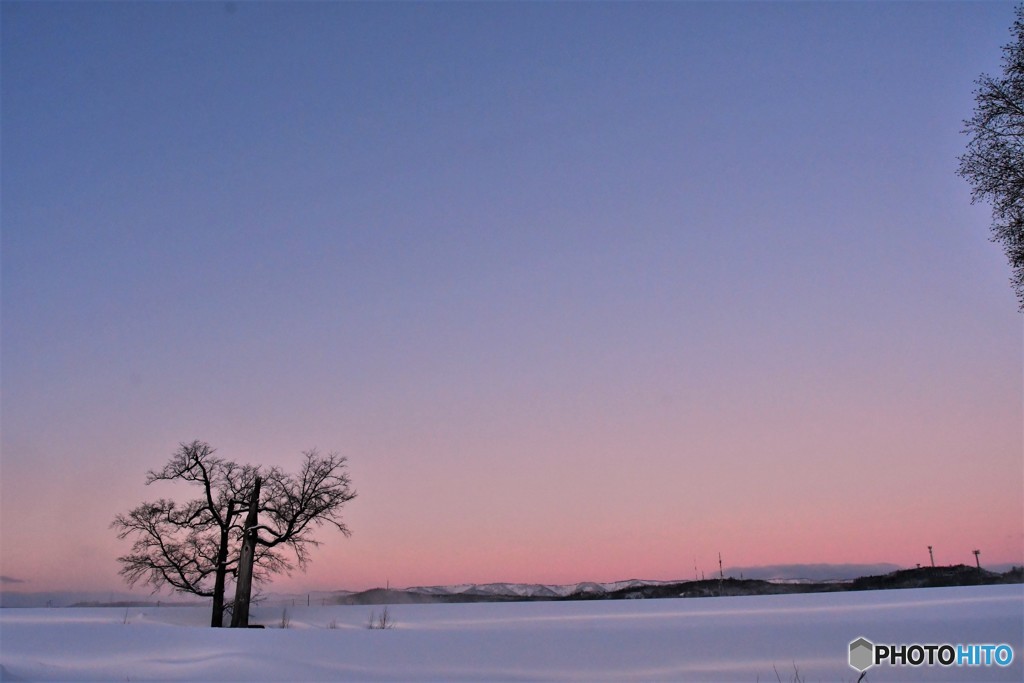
[329,564,1022,605]
[3,563,1020,608]
[404,579,678,599]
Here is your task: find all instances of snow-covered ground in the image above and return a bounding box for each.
[1,585,1020,681]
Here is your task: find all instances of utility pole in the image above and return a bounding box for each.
[928,545,935,567]
[973,549,981,571]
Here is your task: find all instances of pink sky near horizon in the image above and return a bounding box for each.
[2,2,1022,596]
[3,325,1020,594]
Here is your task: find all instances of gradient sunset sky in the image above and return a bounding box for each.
[2,2,1022,595]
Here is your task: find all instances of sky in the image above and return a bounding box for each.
[1,1,1022,595]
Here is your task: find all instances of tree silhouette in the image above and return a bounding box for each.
[959,5,1024,310]
[112,440,355,627]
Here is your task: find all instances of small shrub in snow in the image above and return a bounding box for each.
[367,606,395,630]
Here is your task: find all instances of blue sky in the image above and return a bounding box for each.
[2,2,1021,592]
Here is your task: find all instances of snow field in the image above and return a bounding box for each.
[0,584,1021,681]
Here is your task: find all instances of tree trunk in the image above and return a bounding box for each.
[210,501,234,627]
[230,477,261,628]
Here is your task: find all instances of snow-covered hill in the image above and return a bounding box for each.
[404,579,675,599]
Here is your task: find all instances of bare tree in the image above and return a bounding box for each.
[230,450,356,627]
[112,442,260,626]
[959,5,1024,310]
[112,441,356,628]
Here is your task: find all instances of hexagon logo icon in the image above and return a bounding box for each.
[849,637,875,672]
